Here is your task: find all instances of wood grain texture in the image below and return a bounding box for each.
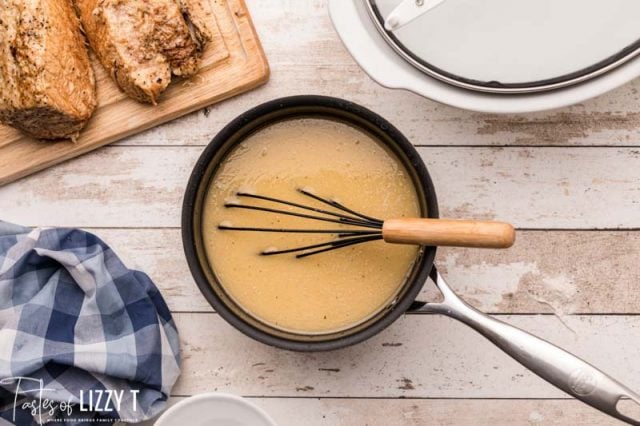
[2,0,640,424]
[382,218,515,248]
[0,0,269,186]
[171,313,640,399]
[1,147,639,229]
[85,229,640,315]
[139,397,622,426]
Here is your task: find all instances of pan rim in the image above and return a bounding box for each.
[181,95,439,351]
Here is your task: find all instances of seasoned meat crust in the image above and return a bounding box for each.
[75,0,213,104]
[179,0,216,43]
[0,0,97,140]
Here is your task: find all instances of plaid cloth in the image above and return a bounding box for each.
[0,222,180,425]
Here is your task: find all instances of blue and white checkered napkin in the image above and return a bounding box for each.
[0,222,180,425]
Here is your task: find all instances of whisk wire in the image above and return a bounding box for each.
[225,203,381,229]
[220,190,386,258]
[218,224,381,235]
[297,188,384,224]
[296,235,383,258]
[236,192,379,225]
[261,234,383,257]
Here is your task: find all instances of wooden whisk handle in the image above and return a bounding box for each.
[382,218,515,249]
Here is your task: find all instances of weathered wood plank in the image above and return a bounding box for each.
[3,0,639,422]
[1,147,639,229]
[139,397,621,426]
[116,0,640,148]
[93,229,640,314]
[171,313,640,399]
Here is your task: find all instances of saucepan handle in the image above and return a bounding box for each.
[415,267,640,425]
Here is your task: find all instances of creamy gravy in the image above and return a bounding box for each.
[202,118,421,334]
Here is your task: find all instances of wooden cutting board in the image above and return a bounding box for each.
[0,0,269,186]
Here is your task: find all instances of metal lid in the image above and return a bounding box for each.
[366,0,640,94]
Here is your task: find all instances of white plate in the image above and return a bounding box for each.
[154,393,278,426]
[370,0,640,92]
[329,0,640,113]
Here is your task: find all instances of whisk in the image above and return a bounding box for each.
[219,188,515,258]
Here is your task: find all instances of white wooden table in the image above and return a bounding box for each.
[3,1,640,424]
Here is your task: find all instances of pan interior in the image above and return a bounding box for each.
[184,104,438,351]
[201,116,420,335]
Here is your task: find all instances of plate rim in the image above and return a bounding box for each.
[154,392,278,426]
[365,0,640,94]
[329,0,640,113]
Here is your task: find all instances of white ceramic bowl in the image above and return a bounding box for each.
[329,0,640,113]
[154,393,278,426]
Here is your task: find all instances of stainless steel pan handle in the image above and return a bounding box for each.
[414,267,640,425]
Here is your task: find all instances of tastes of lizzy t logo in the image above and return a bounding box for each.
[0,376,139,423]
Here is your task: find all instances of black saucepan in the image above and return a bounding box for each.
[182,95,437,351]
